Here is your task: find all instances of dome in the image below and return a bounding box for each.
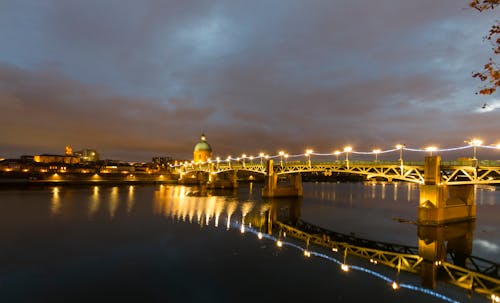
[194,134,212,152]
[193,134,213,163]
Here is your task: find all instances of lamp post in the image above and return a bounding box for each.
[216,157,220,170]
[465,139,483,161]
[372,149,381,163]
[305,149,313,168]
[334,150,341,162]
[284,154,289,166]
[425,146,437,157]
[396,144,405,166]
[344,146,352,168]
[279,151,285,167]
[466,139,483,167]
[227,156,231,169]
[396,144,405,175]
[241,154,246,168]
[259,152,264,166]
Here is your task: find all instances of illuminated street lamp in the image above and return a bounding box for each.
[334,150,341,162]
[216,156,220,169]
[305,149,313,168]
[241,154,246,168]
[344,146,352,167]
[372,149,381,162]
[227,156,232,169]
[279,151,285,167]
[259,152,265,166]
[465,139,483,161]
[395,144,405,166]
[425,146,438,156]
[249,156,254,163]
[284,154,289,165]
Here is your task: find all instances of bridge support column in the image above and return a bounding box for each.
[261,160,303,198]
[418,222,474,289]
[207,164,238,189]
[418,156,476,225]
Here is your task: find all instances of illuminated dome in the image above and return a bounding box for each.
[193,134,213,163]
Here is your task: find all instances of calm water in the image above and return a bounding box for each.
[0,182,498,303]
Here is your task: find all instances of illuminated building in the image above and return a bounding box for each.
[74,149,99,162]
[193,133,213,163]
[34,154,79,164]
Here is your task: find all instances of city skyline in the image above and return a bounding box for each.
[1,1,499,161]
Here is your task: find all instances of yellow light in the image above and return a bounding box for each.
[304,250,311,257]
[305,149,313,155]
[392,281,399,290]
[259,152,264,157]
[242,154,246,158]
[240,225,245,233]
[496,144,500,149]
[279,151,285,156]
[396,144,404,150]
[343,146,352,152]
[257,232,263,239]
[332,247,338,252]
[276,240,283,247]
[333,151,341,156]
[341,264,349,272]
[249,156,254,160]
[491,294,500,303]
[284,154,289,159]
[425,146,438,152]
[469,138,483,146]
[372,149,381,154]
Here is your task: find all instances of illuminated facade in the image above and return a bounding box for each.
[34,154,80,164]
[74,149,99,162]
[193,134,212,163]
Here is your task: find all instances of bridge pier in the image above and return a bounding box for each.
[418,156,476,225]
[207,164,238,189]
[262,160,303,198]
[418,221,474,289]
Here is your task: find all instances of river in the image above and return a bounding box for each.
[0,182,498,302]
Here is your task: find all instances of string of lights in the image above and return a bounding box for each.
[171,139,499,168]
[238,224,463,303]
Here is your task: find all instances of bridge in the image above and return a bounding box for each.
[176,143,500,226]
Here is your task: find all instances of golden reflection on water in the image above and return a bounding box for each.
[393,183,398,201]
[153,186,256,229]
[88,186,100,218]
[50,187,61,216]
[127,185,135,215]
[109,187,119,219]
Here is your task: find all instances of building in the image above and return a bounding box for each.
[34,154,80,164]
[74,149,99,162]
[193,134,213,163]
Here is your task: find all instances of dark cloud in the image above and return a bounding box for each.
[0,1,499,160]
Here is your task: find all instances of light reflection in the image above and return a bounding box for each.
[127,186,135,215]
[89,186,100,218]
[393,183,398,201]
[381,182,386,200]
[109,187,119,219]
[50,187,61,216]
[152,186,255,231]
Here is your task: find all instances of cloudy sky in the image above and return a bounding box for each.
[0,0,498,161]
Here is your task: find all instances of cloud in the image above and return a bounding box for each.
[0,1,499,160]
